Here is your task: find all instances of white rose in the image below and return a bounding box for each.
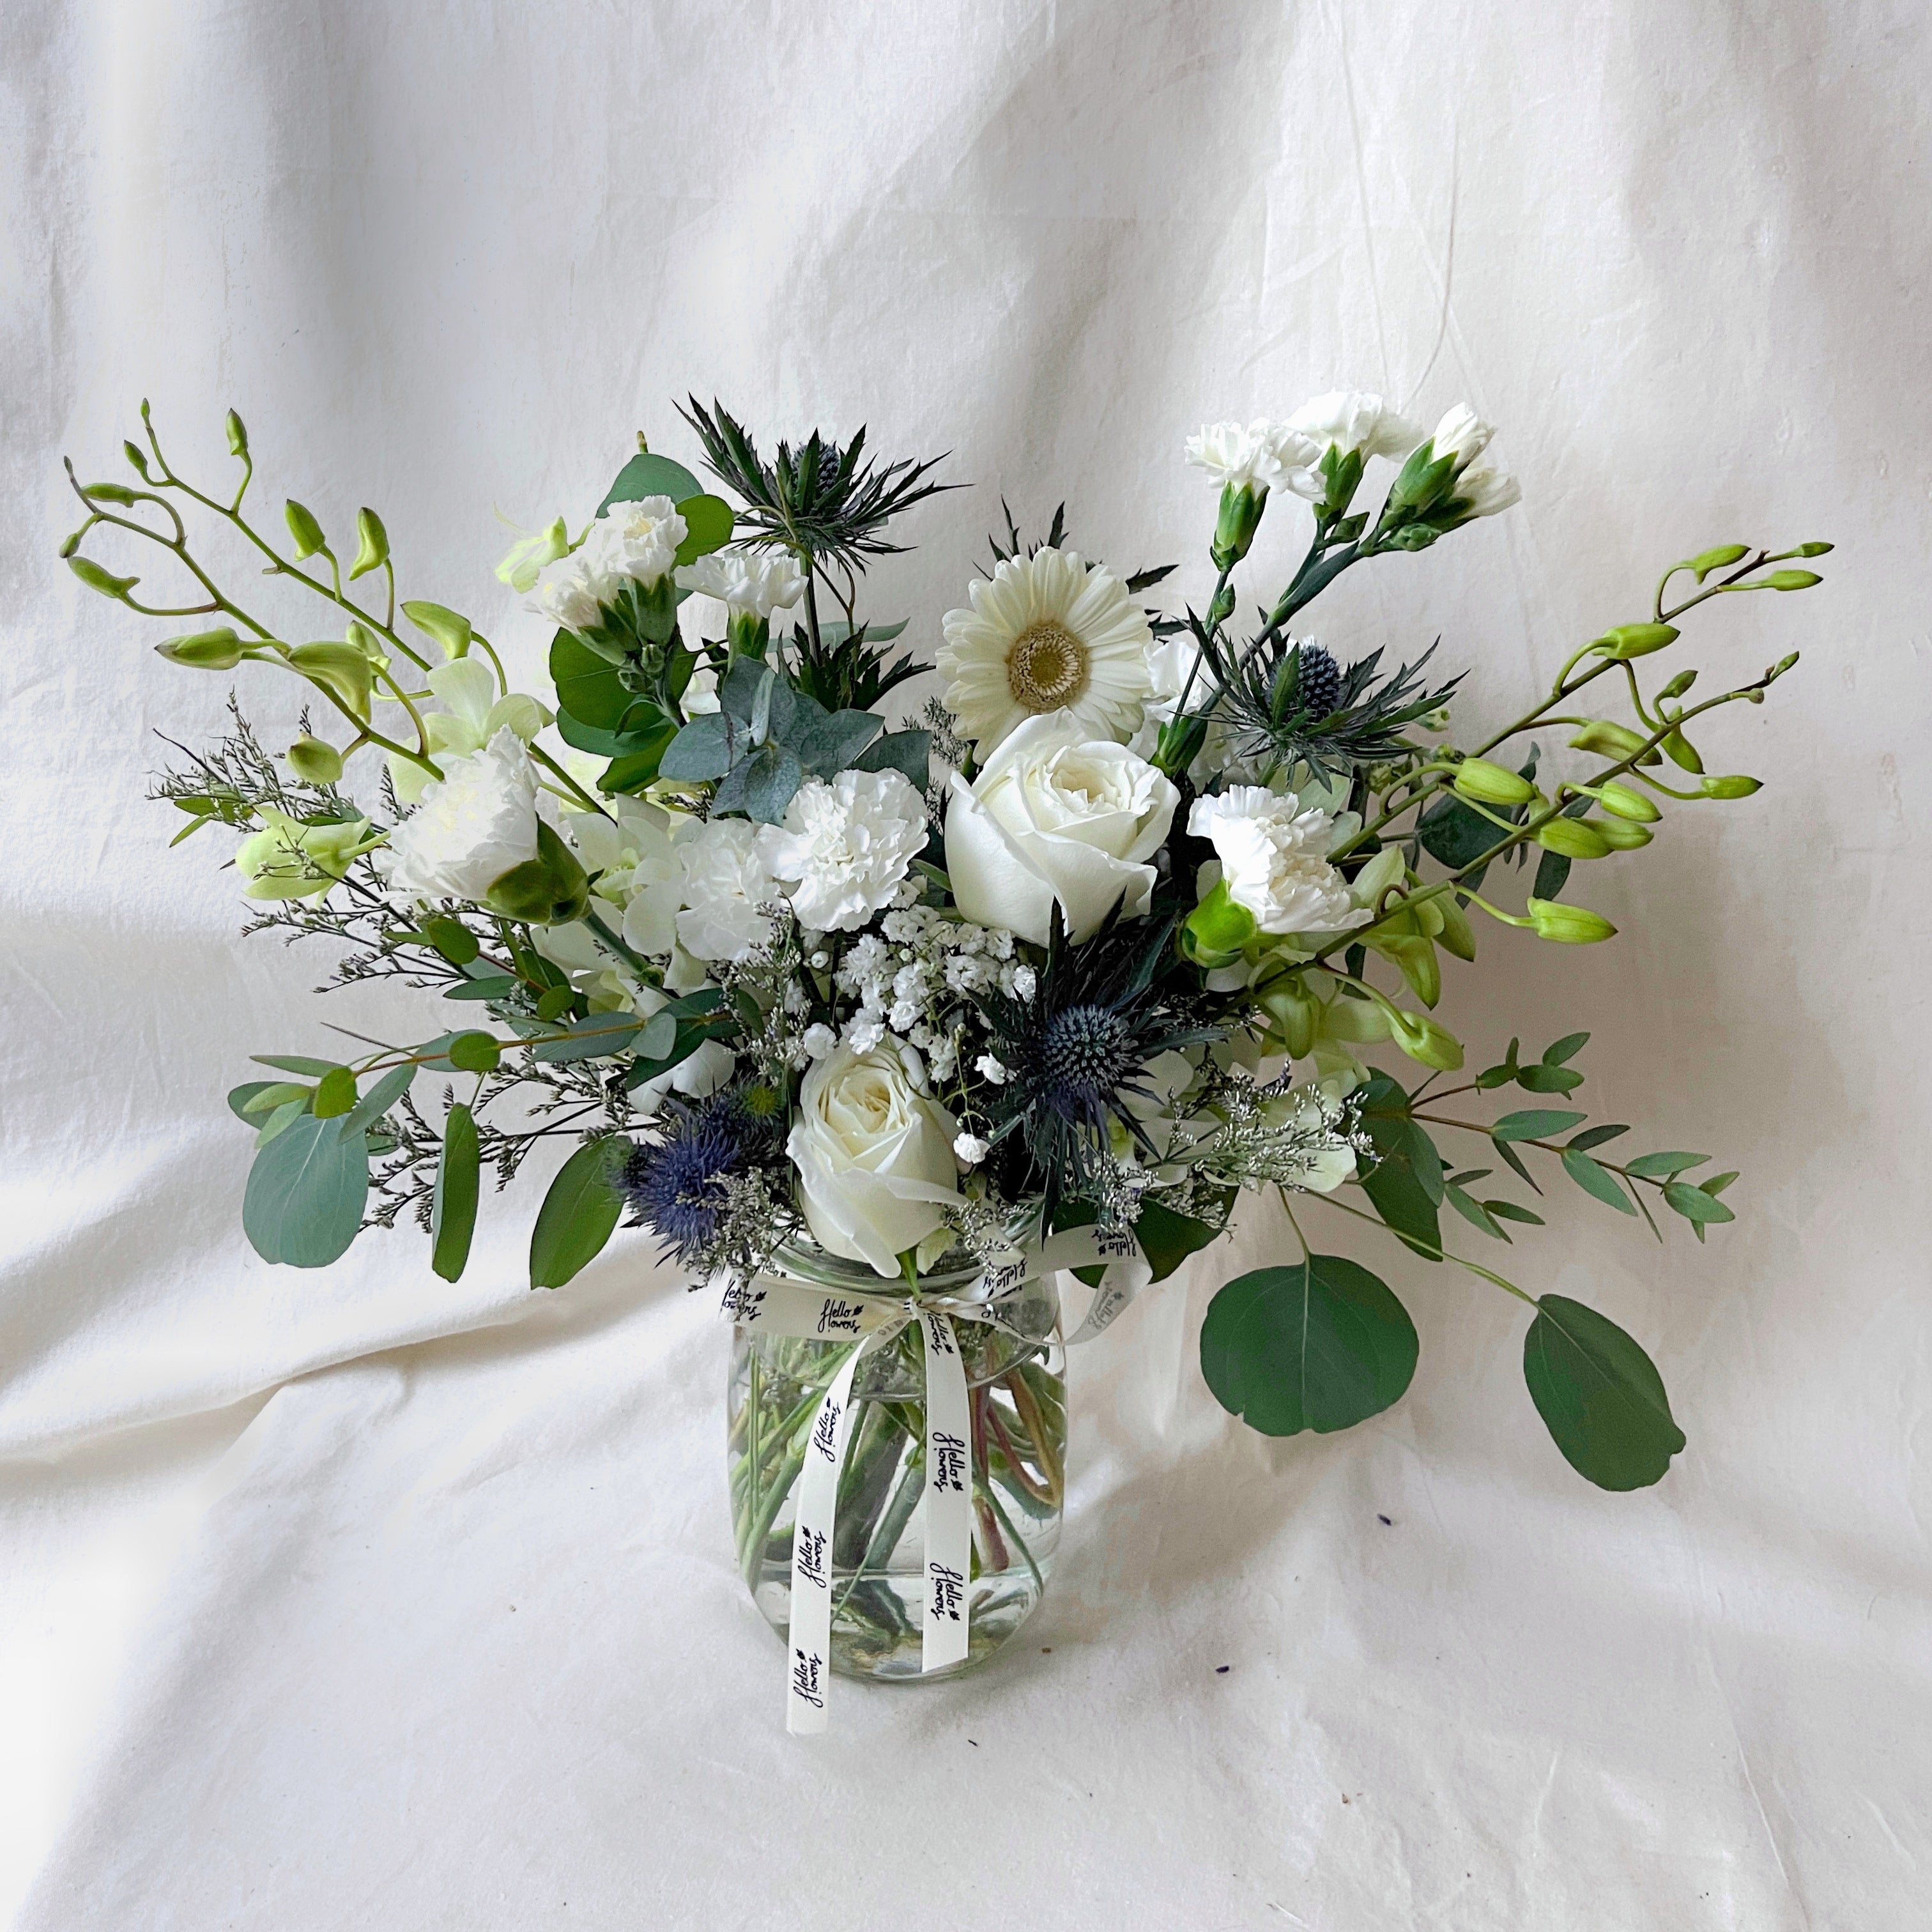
[673,816,779,961]
[1286,390,1423,463]
[946,711,1178,944]
[788,1041,961,1275]
[756,768,930,933]
[379,728,540,903]
[1187,785,1368,936]
[581,494,687,588]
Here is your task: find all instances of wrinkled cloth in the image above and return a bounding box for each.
[3,2,1929,1926]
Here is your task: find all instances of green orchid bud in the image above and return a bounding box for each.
[1567,720,1650,760]
[1793,541,1832,557]
[1657,668,1698,700]
[1211,483,1267,569]
[1700,774,1762,799]
[494,516,570,594]
[1768,650,1799,678]
[402,599,473,659]
[344,619,385,663]
[225,410,249,457]
[1591,622,1680,661]
[484,821,590,926]
[288,640,373,717]
[1660,726,1703,774]
[287,735,344,783]
[1256,979,1318,1059]
[284,499,327,559]
[58,529,82,558]
[1593,818,1653,850]
[1535,818,1611,860]
[1595,780,1659,822]
[348,508,390,581]
[1181,878,1259,967]
[81,480,138,504]
[235,809,371,900]
[1685,543,1748,581]
[123,439,153,479]
[157,626,245,670]
[68,555,138,601]
[1435,892,1478,962]
[1386,1007,1464,1071]
[1765,569,1821,591]
[1453,757,1538,807]
[1527,898,1617,944]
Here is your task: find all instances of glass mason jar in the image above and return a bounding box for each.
[726,1241,1066,1683]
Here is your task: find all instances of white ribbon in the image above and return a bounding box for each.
[723,1222,1152,1732]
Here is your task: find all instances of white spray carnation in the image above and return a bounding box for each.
[1187,785,1368,937]
[379,728,542,904]
[756,768,930,933]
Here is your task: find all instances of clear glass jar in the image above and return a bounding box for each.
[726,1242,1066,1683]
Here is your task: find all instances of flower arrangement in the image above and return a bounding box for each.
[63,388,1825,1708]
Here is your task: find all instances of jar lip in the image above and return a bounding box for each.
[769,1209,1045,1301]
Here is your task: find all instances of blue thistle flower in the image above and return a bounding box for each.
[619,1091,773,1265]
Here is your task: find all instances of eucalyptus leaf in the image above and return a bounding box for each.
[1663,1181,1735,1225]
[1567,1123,1630,1151]
[532,1012,643,1064]
[1200,1257,1419,1437]
[599,452,702,517]
[1133,1197,1224,1284]
[1515,1062,1583,1095]
[1445,1184,1508,1241]
[1624,1151,1710,1177]
[250,1054,342,1078]
[1492,1108,1588,1143]
[243,1113,370,1268]
[1522,1294,1685,1489]
[711,742,805,823]
[335,1063,415,1140]
[228,1080,282,1123]
[1542,1031,1591,1064]
[443,976,519,1002]
[431,1103,481,1282]
[1563,1147,1639,1215]
[530,1138,627,1289]
[659,712,738,781]
[854,728,931,793]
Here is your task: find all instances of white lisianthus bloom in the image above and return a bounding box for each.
[581,494,687,588]
[1184,418,1326,498]
[671,816,779,961]
[938,547,1154,755]
[674,549,804,618]
[946,711,1179,945]
[755,768,930,933]
[1187,785,1368,936]
[788,1041,961,1275]
[379,728,542,904]
[388,658,555,806]
[1286,390,1423,462]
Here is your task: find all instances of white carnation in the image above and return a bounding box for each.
[1286,390,1423,462]
[1428,407,1520,518]
[673,817,779,961]
[581,494,687,588]
[1187,785,1369,936]
[379,728,540,904]
[526,555,608,632]
[1430,404,1497,470]
[675,549,804,618]
[1184,418,1324,498]
[756,769,930,933]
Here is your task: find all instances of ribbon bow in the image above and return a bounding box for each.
[719,1223,1149,1733]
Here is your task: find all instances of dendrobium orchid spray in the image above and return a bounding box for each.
[64,386,1825,1724]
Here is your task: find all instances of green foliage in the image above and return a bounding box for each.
[788,617,930,715]
[530,1138,628,1289]
[243,1114,369,1268]
[1200,1257,1419,1436]
[431,1103,480,1282]
[1133,1196,1227,1283]
[1522,1295,1684,1489]
[1356,1073,1443,1259]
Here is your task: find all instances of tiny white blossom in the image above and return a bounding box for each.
[1010,963,1038,1000]
[801,1023,838,1060]
[953,1132,990,1167]
[976,1054,1009,1085]
[809,951,829,970]
[844,1016,886,1054]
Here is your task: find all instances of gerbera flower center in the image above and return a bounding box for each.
[1006,620,1090,713]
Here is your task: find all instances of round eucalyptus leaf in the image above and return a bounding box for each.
[1522,1294,1685,1490]
[1200,1257,1419,1438]
[243,1114,370,1268]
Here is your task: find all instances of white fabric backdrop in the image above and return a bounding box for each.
[3,1,1928,1925]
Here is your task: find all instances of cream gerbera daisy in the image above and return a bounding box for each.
[937,548,1154,754]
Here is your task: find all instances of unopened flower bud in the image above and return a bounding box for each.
[1594,819,1652,850]
[1528,898,1617,944]
[1657,668,1698,700]
[484,821,590,926]
[1256,979,1318,1059]
[1766,569,1821,590]
[1660,727,1703,774]
[287,735,344,783]
[1535,818,1611,859]
[1591,622,1680,661]
[225,410,249,457]
[1685,543,1748,581]
[123,440,153,479]
[1453,757,1538,806]
[1767,651,1799,678]
[1568,720,1650,760]
[82,480,137,504]
[1435,892,1478,962]
[348,507,390,581]
[1386,1007,1464,1071]
[1700,774,1762,799]
[1595,780,1659,822]
[284,498,327,559]
[288,640,374,716]
[156,625,245,669]
[1793,541,1832,557]
[68,555,138,601]
[402,599,473,660]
